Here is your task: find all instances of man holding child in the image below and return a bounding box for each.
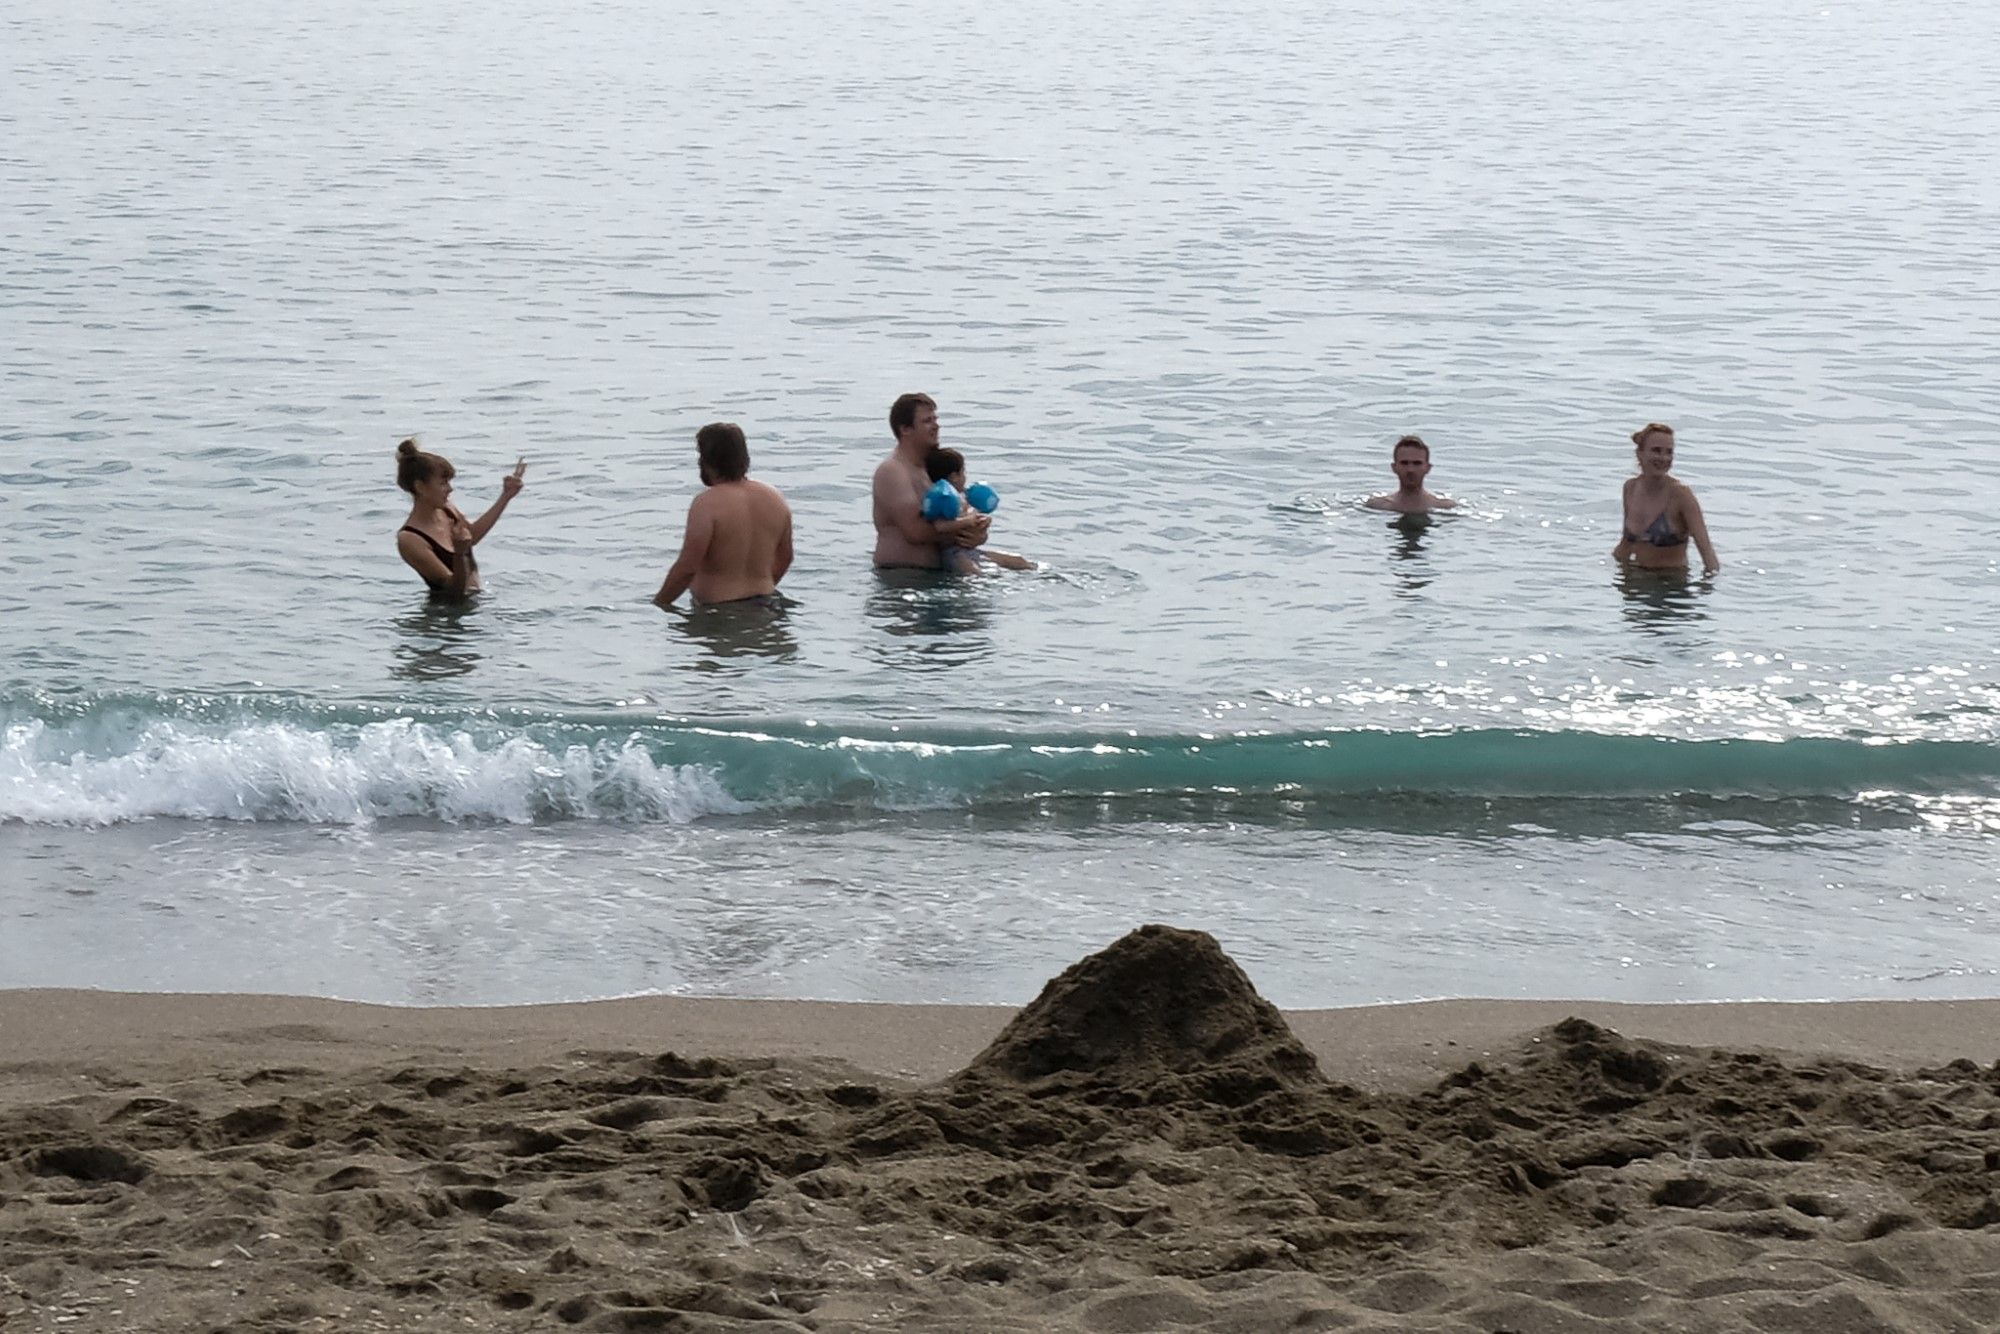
[871,392,990,569]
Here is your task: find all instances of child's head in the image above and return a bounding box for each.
[924,447,966,489]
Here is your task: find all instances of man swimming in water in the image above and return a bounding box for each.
[1364,435,1459,514]
[872,392,989,568]
[652,422,794,608]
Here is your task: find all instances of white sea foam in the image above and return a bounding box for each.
[0,718,751,826]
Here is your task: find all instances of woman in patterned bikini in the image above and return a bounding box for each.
[1614,423,1719,574]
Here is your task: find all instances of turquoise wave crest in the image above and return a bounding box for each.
[4,692,1998,825]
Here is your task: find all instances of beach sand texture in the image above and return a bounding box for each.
[5,926,2000,1333]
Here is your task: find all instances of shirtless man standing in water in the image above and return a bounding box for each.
[1364,435,1458,514]
[652,422,794,608]
[871,392,989,568]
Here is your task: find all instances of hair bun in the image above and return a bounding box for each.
[397,438,420,458]
[1632,422,1674,447]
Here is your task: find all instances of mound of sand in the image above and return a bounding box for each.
[4,927,2000,1332]
[965,923,1320,1087]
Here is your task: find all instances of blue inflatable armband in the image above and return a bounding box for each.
[964,482,1000,514]
[921,478,961,522]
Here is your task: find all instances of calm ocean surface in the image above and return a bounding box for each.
[4,0,1998,1007]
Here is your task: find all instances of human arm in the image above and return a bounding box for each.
[465,460,526,545]
[1611,481,1635,562]
[773,511,794,585]
[1681,487,1720,573]
[873,461,988,548]
[397,514,475,596]
[941,512,990,548]
[653,495,715,609]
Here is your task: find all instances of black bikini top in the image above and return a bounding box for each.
[400,525,478,583]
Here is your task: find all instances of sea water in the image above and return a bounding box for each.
[4,0,1997,1006]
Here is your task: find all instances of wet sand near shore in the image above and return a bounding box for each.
[5,928,2000,1332]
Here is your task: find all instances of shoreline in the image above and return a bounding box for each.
[9,987,2000,1091]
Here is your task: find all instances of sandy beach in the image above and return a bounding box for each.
[5,926,2000,1333]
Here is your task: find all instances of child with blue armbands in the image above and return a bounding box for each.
[923,449,1034,572]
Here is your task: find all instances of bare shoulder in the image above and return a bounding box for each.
[1363,494,1393,512]
[1431,495,1460,510]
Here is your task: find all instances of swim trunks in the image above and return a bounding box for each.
[695,592,789,611]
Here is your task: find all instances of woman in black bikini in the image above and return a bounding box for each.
[1613,422,1719,574]
[394,439,526,595]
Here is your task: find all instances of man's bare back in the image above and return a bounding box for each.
[687,480,792,603]
[654,424,794,608]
